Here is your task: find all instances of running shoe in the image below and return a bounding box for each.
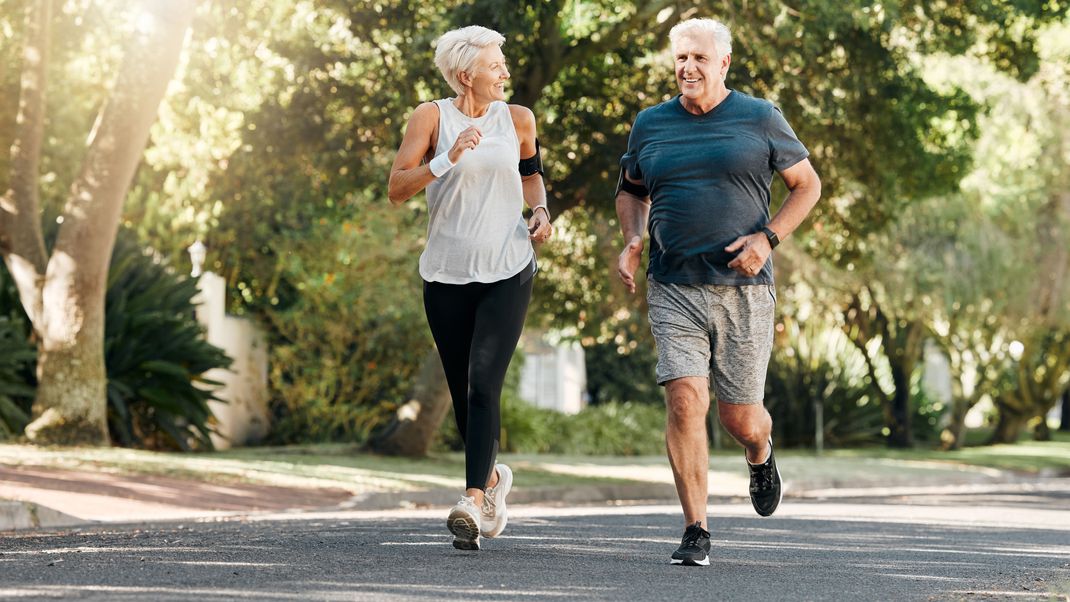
[481,463,513,538]
[748,437,783,517]
[447,496,481,550]
[670,521,711,566]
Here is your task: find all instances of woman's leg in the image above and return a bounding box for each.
[423,280,478,444]
[464,266,534,493]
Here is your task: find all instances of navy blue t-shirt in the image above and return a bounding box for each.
[620,91,809,285]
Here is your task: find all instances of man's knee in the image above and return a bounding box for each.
[718,402,770,443]
[665,378,709,424]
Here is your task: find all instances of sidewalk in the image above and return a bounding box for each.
[3,444,1058,531]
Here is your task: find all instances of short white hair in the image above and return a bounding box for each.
[433,26,506,95]
[669,18,732,57]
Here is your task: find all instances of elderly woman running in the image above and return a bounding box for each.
[387,25,552,551]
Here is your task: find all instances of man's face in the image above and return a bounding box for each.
[673,34,730,101]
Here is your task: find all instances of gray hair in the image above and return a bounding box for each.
[433,26,506,95]
[669,18,732,57]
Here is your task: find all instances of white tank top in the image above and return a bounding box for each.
[419,99,534,284]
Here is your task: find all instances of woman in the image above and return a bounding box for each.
[387,25,552,551]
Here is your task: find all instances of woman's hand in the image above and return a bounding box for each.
[448,126,483,163]
[528,207,552,243]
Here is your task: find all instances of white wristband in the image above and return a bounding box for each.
[428,153,455,177]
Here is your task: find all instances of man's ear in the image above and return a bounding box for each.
[720,53,732,78]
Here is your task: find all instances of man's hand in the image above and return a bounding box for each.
[618,235,644,294]
[725,233,772,277]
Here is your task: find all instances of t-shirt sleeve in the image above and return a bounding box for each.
[619,113,645,181]
[766,105,809,172]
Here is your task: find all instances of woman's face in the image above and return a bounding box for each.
[461,44,509,101]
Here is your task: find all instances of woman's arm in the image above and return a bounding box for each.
[387,103,439,205]
[510,104,551,242]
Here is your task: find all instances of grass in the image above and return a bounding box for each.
[821,430,1070,474]
[1,430,1066,497]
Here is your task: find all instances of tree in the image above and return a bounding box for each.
[0,0,195,444]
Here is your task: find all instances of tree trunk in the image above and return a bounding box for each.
[940,397,971,451]
[886,367,913,448]
[20,0,196,445]
[1033,416,1051,442]
[0,0,50,332]
[988,406,1027,445]
[1060,389,1070,432]
[368,347,452,457]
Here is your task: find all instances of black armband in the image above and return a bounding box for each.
[616,167,649,198]
[519,138,544,177]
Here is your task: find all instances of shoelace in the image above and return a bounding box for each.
[681,523,709,548]
[750,462,775,491]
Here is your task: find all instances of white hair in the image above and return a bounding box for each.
[433,26,506,95]
[669,18,732,57]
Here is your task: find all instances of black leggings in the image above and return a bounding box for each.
[423,261,534,491]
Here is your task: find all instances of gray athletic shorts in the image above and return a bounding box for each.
[646,279,776,404]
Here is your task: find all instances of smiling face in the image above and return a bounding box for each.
[673,33,730,106]
[459,44,510,103]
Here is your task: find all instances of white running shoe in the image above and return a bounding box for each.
[480,463,513,538]
[447,496,482,550]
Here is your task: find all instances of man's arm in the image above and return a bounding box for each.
[616,172,650,294]
[726,158,821,277]
[767,158,822,242]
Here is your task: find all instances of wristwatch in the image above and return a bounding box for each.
[761,226,780,249]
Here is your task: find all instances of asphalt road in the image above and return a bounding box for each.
[2,484,1069,601]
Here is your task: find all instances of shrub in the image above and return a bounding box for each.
[103,232,231,450]
[765,316,884,447]
[0,316,34,439]
[259,205,431,444]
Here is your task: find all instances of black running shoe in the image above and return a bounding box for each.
[748,437,783,517]
[670,521,711,566]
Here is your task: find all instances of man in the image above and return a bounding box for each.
[615,17,821,566]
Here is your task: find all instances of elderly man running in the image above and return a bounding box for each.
[616,17,821,566]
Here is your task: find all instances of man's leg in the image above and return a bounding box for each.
[665,376,711,529]
[717,401,772,464]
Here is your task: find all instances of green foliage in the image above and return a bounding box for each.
[497,400,666,456]
[0,316,34,439]
[103,231,231,451]
[765,309,884,448]
[262,203,431,445]
[435,349,665,455]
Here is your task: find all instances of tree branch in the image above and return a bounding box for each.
[47,0,196,339]
[561,0,682,70]
[0,0,51,331]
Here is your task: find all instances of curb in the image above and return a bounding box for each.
[0,500,88,532]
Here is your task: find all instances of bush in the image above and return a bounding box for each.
[104,232,231,450]
[0,316,35,439]
[765,316,884,447]
[258,205,431,444]
[433,350,667,456]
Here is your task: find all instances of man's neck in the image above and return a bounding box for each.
[678,85,730,115]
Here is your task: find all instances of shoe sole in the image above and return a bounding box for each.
[482,464,512,538]
[448,511,481,550]
[671,556,710,566]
